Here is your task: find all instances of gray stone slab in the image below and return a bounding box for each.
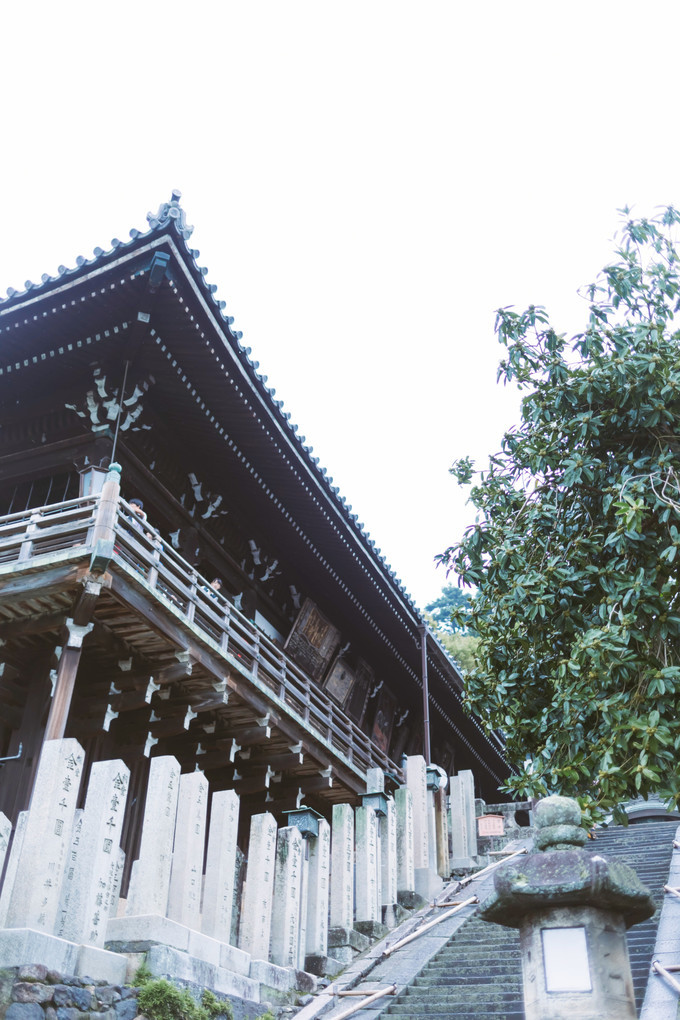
[5,739,85,933]
[0,928,126,983]
[238,812,278,961]
[106,913,191,952]
[126,756,180,918]
[0,810,27,927]
[58,760,130,946]
[270,825,304,968]
[306,818,330,957]
[330,804,353,930]
[249,958,295,991]
[202,789,240,943]
[355,806,380,923]
[168,770,208,930]
[146,943,260,1002]
[405,756,428,871]
[395,787,415,896]
[0,812,11,884]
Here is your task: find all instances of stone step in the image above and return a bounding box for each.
[385,1014,525,1020]
[389,990,524,1009]
[411,975,522,988]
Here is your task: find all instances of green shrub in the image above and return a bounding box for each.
[136,978,233,1020]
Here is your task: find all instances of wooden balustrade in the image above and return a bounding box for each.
[0,493,399,780]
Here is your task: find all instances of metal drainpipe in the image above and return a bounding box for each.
[419,624,431,765]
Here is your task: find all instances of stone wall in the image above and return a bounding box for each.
[0,964,140,1020]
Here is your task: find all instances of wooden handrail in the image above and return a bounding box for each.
[0,493,403,781]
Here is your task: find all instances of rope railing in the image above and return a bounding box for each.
[0,492,400,781]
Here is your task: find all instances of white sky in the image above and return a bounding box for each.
[1,2,679,608]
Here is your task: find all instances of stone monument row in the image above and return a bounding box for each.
[0,739,478,992]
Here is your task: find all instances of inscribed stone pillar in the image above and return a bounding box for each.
[126,755,180,916]
[58,760,130,946]
[435,786,450,877]
[380,796,397,922]
[0,811,27,928]
[449,769,478,866]
[306,817,330,958]
[427,789,438,872]
[239,812,277,960]
[270,826,304,968]
[406,755,428,869]
[202,789,240,942]
[355,805,380,923]
[395,787,415,896]
[167,770,209,930]
[297,838,309,972]
[330,803,354,929]
[109,847,126,917]
[5,738,84,932]
[56,809,84,938]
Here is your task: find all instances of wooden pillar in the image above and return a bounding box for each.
[44,619,94,741]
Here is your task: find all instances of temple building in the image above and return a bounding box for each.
[0,193,508,901]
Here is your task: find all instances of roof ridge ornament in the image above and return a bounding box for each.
[147,189,194,240]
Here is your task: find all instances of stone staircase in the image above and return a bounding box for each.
[379,819,678,1020]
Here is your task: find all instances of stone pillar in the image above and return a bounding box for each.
[58,760,130,946]
[329,803,354,929]
[407,755,440,899]
[5,739,85,932]
[0,813,11,883]
[0,811,27,927]
[202,789,240,943]
[405,756,428,870]
[109,847,125,917]
[449,769,478,867]
[354,805,379,924]
[435,787,449,878]
[239,812,277,960]
[305,817,331,966]
[270,825,304,968]
[380,795,398,926]
[479,795,655,1020]
[167,770,208,930]
[126,755,181,917]
[395,786,415,903]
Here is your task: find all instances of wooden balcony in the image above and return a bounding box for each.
[0,487,403,798]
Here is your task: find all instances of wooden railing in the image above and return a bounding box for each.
[0,492,400,781]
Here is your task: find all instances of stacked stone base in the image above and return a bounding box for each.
[0,964,140,1020]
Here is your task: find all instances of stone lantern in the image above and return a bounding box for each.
[479,795,655,1020]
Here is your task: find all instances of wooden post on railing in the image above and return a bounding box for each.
[147,541,161,590]
[252,632,260,679]
[89,463,122,574]
[17,511,42,562]
[186,569,197,624]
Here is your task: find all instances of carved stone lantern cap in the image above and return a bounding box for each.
[479,794,656,929]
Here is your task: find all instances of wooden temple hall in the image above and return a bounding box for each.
[0,192,509,871]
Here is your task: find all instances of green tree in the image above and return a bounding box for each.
[439,207,680,820]
[425,584,472,632]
